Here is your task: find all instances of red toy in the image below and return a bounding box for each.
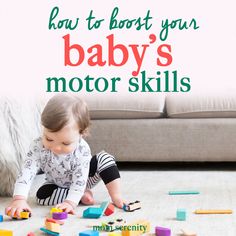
[27,233,35,236]
[104,203,115,216]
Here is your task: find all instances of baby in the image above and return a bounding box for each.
[6,94,124,217]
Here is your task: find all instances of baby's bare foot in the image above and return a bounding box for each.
[80,190,94,205]
[111,195,126,208]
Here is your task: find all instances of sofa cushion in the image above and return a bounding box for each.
[166,93,236,118]
[83,93,165,119]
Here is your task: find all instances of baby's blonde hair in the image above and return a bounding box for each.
[41,94,90,135]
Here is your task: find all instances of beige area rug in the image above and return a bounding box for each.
[1,169,236,236]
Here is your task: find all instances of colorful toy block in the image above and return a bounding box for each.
[0,229,13,236]
[50,208,63,214]
[79,230,99,236]
[155,226,171,236]
[123,201,141,212]
[27,233,35,236]
[194,209,232,214]
[102,218,126,232]
[122,219,150,236]
[46,218,64,225]
[108,233,121,236]
[104,203,115,216]
[83,207,103,218]
[40,227,59,236]
[7,210,31,219]
[100,201,110,215]
[180,229,197,236]
[0,215,3,222]
[176,209,186,221]
[45,221,60,233]
[168,191,199,195]
[20,211,31,219]
[52,211,68,220]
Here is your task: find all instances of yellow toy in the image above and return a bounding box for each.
[7,210,31,219]
[0,229,13,236]
[50,208,63,214]
[45,221,60,233]
[122,220,150,236]
[194,209,232,214]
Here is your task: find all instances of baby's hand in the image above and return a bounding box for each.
[5,196,32,219]
[56,200,76,214]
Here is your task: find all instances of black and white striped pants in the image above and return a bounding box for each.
[36,151,120,206]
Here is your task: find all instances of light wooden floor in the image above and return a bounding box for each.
[1,169,236,236]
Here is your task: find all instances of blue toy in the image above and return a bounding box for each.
[168,190,199,195]
[0,214,3,222]
[176,208,186,221]
[40,227,59,236]
[100,201,109,215]
[79,230,99,236]
[83,207,103,218]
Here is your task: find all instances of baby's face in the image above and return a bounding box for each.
[42,120,80,155]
